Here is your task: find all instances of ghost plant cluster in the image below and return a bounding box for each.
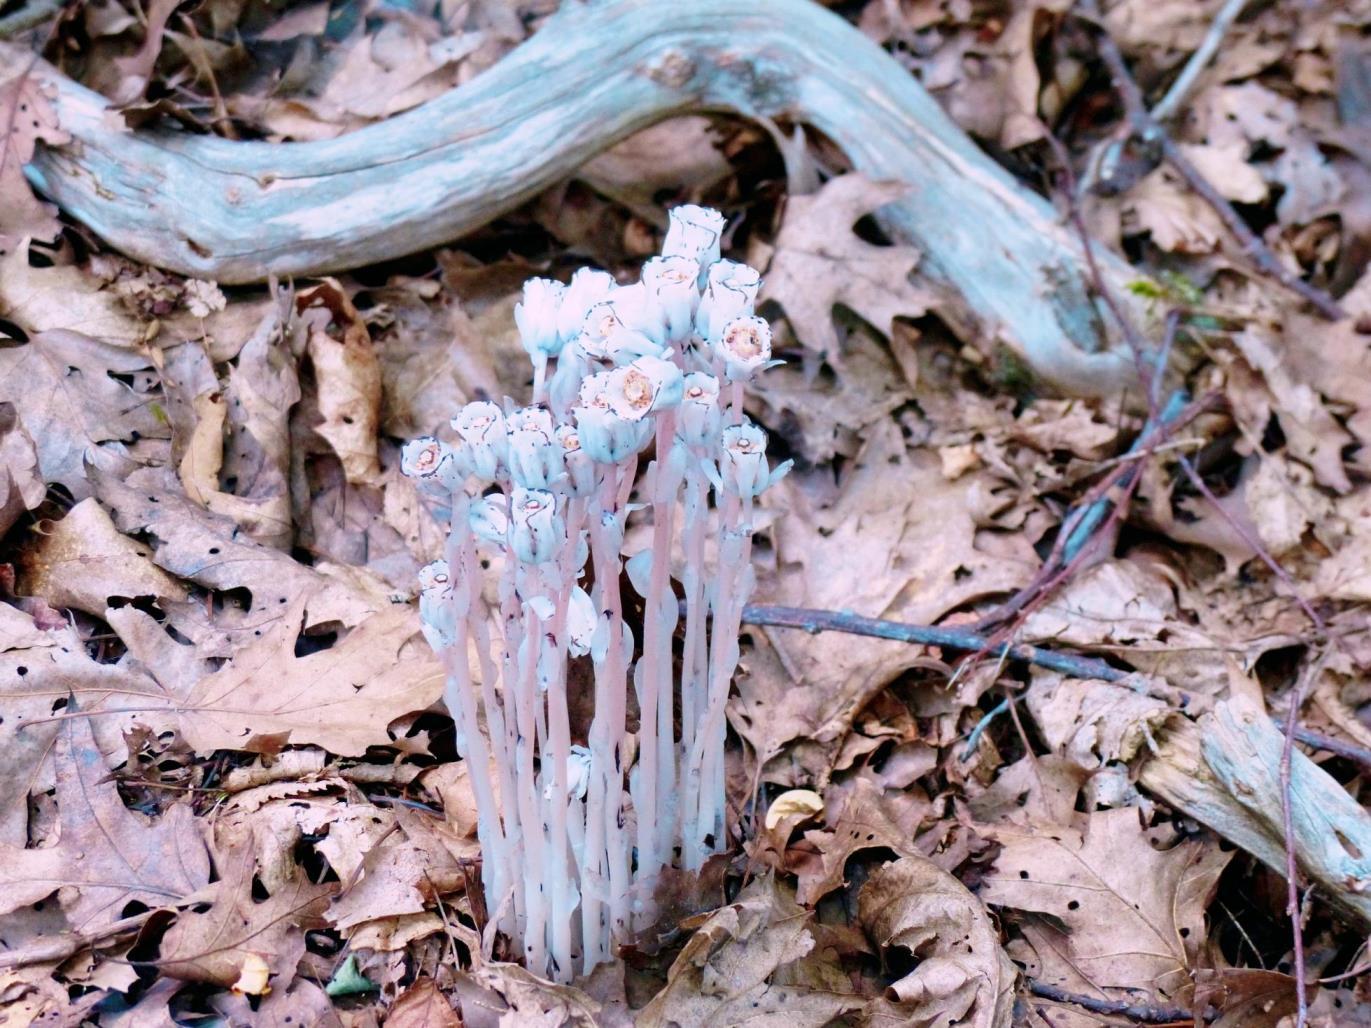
[402,206,789,982]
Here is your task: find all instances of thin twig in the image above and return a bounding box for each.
[1150,0,1250,122]
[1080,0,1345,321]
[1027,979,1192,1024]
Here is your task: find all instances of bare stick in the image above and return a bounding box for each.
[1027,979,1191,1024]
[0,0,1149,394]
[1150,0,1250,123]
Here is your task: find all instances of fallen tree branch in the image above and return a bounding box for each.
[0,0,1149,394]
[1140,698,1371,934]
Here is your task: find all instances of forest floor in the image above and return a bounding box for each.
[2,0,1371,1025]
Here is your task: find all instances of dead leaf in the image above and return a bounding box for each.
[178,598,441,755]
[761,174,937,362]
[0,241,151,346]
[298,280,383,485]
[0,710,210,932]
[0,76,69,248]
[637,874,861,1028]
[388,977,461,1028]
[0,401,44,537]
[0,330,166,497]
[980,808,1231,1006]
[159,840,332,990]
[858,856,1015,1028]
[18,497,187,616]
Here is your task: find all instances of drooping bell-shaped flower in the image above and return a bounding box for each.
[468,494,510,547]
[677,372,722,448]
[574,402,651,465]
[605,355,685,421]
[695,260,761,344]
[506,405,564,489]
[556,425,597,498]
[417,559,458,650]
[642,255,701,343]
[712,420,792,498]
[662,204,726,272]
[516,278,567,361]
[716,315,774,382]
[510,488,563,564]
[452,401,507,481]
[557,268,616,348]
[602,327,663,367]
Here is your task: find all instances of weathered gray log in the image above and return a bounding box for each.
[1140,699,1371,930]
[1,0,1150,394]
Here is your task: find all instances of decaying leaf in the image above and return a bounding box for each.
[858,856,1015,1028]
[0,712,210,931]
[0,330,166,496]
[979,807,1231,1006]
[0,76,69,248]
[637,874,861,1028]
[178,598,441,755]
[297,280,383,485]
[761,173,938,362]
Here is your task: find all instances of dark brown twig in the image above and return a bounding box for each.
[1027,979,1192,1024]
[1079,0,1344,321]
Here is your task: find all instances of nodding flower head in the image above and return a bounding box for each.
[506,405,564,489]
[605,355,685,421]
[401,436,449,479]
[642,255,701,343]
[452,401,507,480]
[715,420,790,498]
[695,260,761,343]
[556,424,597,497]
[510,488,563,564]
[662,204,726,271]
[577,302,629,361]
[677,372,722,447]
[717,315,773,381]
[557,268,616,347]
[515,278,567,360]
[574,401,651,465]
[417,559,458,650]
[468,494,510,547]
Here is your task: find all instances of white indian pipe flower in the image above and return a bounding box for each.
[605,354,685,421]
[577,301,629,361]
[545,743,594,802]
[574,402,651,465]
[515,278,567,360]
[468,494,510,546]
[695,259,761,343]
[555,425,597,497]
[712,421,792,498]
[677,372,722,448]
[510,487,563,565]
[662,204,726,271]
[556,268,616,347]
[417,559,458,650]
[506,405,564,490]
[567,586,596,657]
[602,327,663,367]
[451,401,507,480]
[716,314,774,381]
[642,255,701,343]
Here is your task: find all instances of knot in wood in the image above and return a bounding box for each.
[644,49,696,91]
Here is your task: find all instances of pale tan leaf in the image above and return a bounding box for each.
[761,174,937,361]
[858,856,1015,1028]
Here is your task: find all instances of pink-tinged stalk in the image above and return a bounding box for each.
[633,413,681,899]
[677,464,709,845]
[441,495,510,923]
